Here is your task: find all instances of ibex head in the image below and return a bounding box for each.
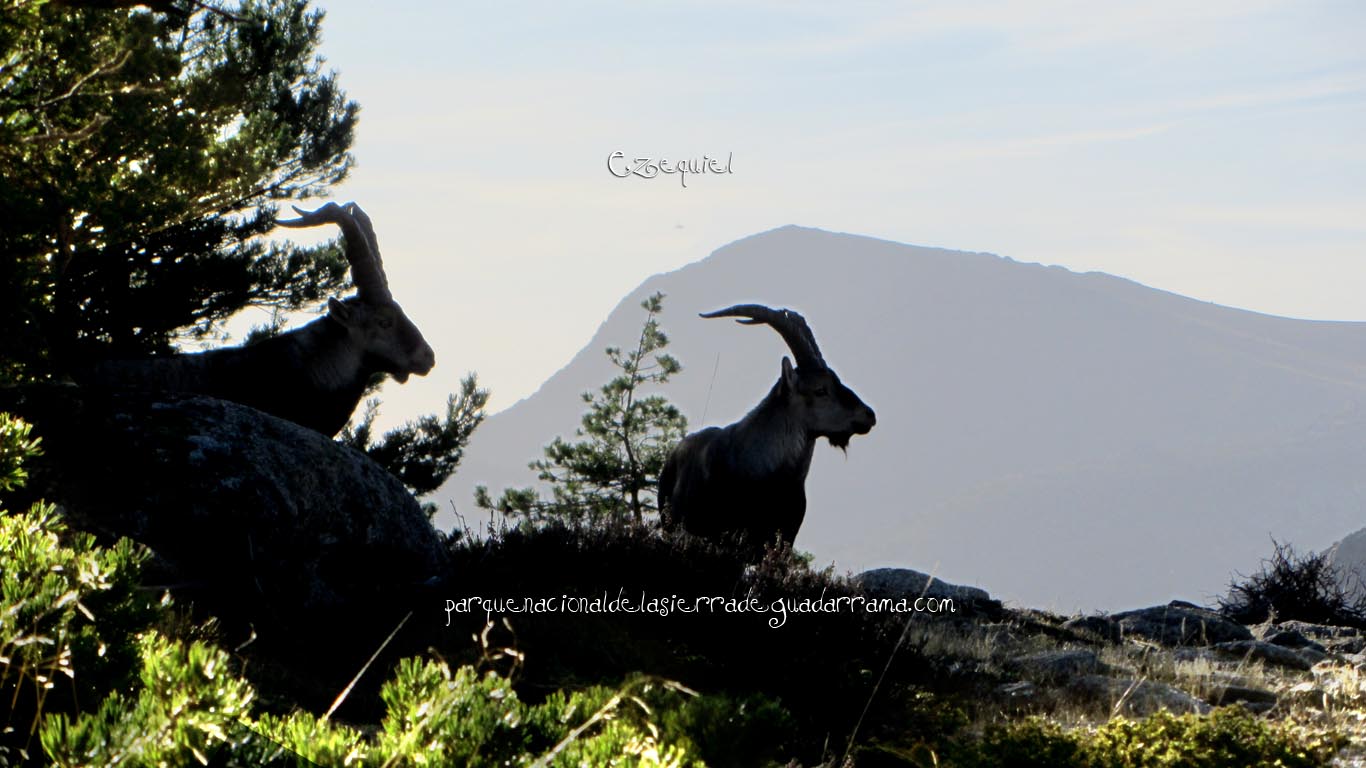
[702,304,876,449]
[279,202,436,382]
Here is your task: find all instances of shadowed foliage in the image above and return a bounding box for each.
[0,0,356,384]
[431,520,969,767]
[1220,539,1366,629]
[341,373,490,504]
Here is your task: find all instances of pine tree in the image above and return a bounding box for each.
[0,1,485,490]
[341,373,490,518]
[478,292,688,525]
[0,0,357,382]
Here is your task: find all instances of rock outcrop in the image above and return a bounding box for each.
[1065,602,1252,647]
[1005,649,1107,681]
[856,567,1000,612]
[1069,675,1212,716]
[1,385,448,619]
[1212,640,1318,670]
[1326,527,1366,594]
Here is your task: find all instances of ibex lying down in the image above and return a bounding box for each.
[659,304,875,552]
[82,202,435,436]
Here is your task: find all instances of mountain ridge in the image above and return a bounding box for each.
[437,226,1366,611]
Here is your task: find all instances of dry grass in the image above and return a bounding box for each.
[893,603,1366,764]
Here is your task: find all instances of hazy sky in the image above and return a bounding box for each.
[278,1,1365,424]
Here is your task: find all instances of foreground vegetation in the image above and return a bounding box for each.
[2,412,1363,766]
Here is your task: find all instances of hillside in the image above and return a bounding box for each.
[437,226,1366,612]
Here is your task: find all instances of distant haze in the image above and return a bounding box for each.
[436,227,1366,613]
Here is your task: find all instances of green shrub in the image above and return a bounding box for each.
[1084,708,1337,768]
[1,414,157,763]
[653,690,796,767]
[40,632,258,765]
[0,414,41,493]
[0,507,153,752]
[42,640,705,766]
[945,717,1083,767]
[364,661,698,766]
[945,708,1337,768]
[373,658,542,763]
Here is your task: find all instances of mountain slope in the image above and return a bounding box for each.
[436,226,1366,611]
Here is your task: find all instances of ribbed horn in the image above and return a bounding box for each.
[700,304,826,370]
[278,201,391,301]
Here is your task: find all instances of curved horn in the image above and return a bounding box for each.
[700,304,826,370]
[278,201,392,301]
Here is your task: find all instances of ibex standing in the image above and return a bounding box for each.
[81,202,435,436]
[659,304,875,552]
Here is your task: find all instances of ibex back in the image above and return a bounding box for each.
[82,203,435,436]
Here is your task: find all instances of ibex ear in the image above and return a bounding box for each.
[780,356,797,393]
[327,297,356,327]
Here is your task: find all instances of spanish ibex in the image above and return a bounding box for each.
[81,202,435,436]
[659,304,875,552]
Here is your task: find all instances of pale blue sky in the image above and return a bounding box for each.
[281,1,1365,421]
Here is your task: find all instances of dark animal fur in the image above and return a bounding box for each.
[660,306,874,552]
[76,203,435,436]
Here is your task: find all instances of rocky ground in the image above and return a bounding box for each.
[872,567,1366,764]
